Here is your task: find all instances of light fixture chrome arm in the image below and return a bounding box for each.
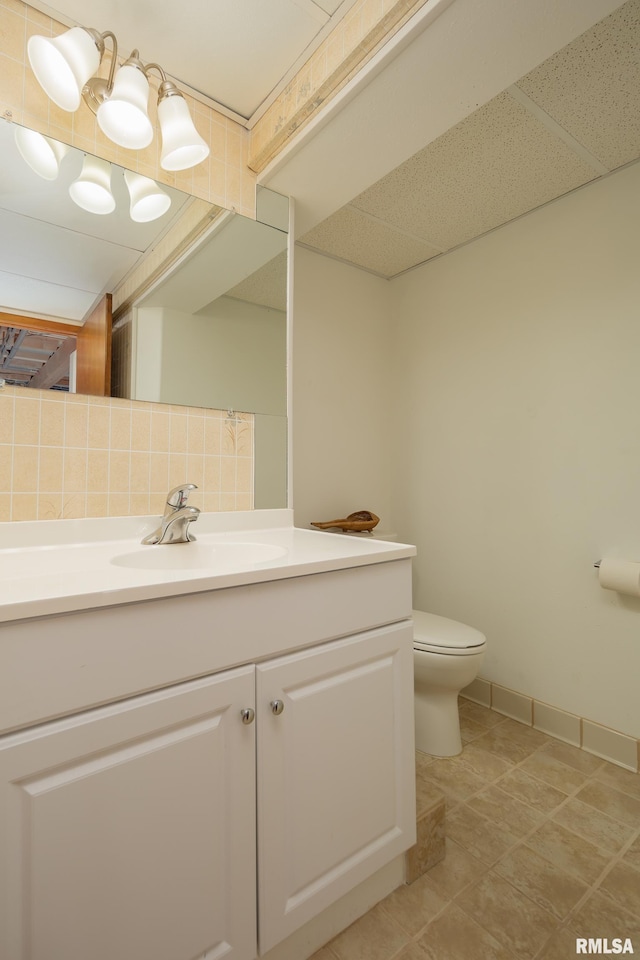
[142,63,182,106]
[81,31,119,113]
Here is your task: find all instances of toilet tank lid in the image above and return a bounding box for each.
[412,610,486,650]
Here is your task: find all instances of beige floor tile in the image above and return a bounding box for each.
[380,873,449,937]
[405,800,446,882]
[327,903,410,960]
[496,768,568,814]
[416,902,513,960]
[552,797,635,855]
[537,739,606,775]
[623,832,640,870]
[593,762,640,800]
[455,742,514,782]
[446,804,519,865]
[422,839,487,900]
[471,727,544,764]
[576,781,640,828]
[525,819,611,885]
[460,716,497,743]
[467,785,545,835]
[415,773,447,817]
[416,751,435,779]
[597,860,640,919]
[535,926,584,960]
[310,948,339,960]
[517,751,589,794]
[493,843,589,920]
[455,871,559,959]
[394,944,429,960]
[565,889,640,941]
[459,701,506,730]
[494,718,549,749]
[420,757,489,804]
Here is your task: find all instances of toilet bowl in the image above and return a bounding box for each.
[412,609,486,758]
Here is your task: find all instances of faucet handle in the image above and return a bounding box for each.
[166,483,197,509]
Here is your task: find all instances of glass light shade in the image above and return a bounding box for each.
[97,64,153,150]
[158,94,209,171]
[124,170,171,222]
[69,155,115,215]
[28,27,101,112]
[14,127,70,180]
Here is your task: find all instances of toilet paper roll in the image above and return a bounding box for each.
[598,558,640,597]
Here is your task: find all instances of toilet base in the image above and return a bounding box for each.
[414,692,463,758]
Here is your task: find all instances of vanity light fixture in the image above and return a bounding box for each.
[27,26,209,171]
[95,51,154,150]
[69,155,116,215]
[14,127,69,181]
[124,170,171,222]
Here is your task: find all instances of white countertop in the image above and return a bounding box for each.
[0,510,416,623]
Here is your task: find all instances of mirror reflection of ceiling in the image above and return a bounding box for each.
[299,0,640,278]
[24,0,360,120]
[0,326,71,389]
[0,118,191,322]
[227,251,288,314]
[139,215,288,315]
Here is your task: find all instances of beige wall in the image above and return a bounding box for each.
[292,246,394,531]
[134,301,286,414]
[293,163,640,740]
[389,162,640,739]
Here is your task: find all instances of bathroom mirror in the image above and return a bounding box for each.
[0,117,289,507]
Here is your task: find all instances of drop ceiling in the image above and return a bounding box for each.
[298,0,640,278]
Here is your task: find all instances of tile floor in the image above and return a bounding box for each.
[312,697,640,960]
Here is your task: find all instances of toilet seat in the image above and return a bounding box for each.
[412,609,486,657]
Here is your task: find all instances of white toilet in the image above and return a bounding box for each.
[412,609,486,757]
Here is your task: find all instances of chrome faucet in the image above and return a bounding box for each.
[142,484,200,545]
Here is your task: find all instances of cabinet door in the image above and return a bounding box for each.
[256,623,416,954]
[0,667,257,960]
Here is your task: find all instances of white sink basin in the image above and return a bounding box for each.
[110,541,288,571]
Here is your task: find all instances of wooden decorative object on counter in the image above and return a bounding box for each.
[311,511,380,533]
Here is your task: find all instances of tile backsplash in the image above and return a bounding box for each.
[0,385,254,522]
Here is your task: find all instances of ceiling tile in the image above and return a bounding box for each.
[516,0,640,172]
[350,92,600,251]
[299,206,442,276]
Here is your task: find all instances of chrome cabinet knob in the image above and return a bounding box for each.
[270,699,284,715]
[241,708,255,725]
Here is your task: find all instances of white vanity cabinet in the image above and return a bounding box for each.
[0,665,258,960]
[257,623,415,954]
[0,620,414,960]
[0,540,416,960]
